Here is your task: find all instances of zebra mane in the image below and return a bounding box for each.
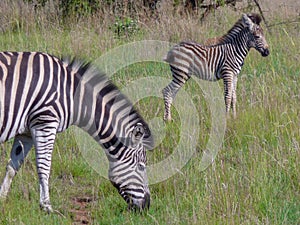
[207,13,262,46]
[62,56,92,77]
[62,56,154,150]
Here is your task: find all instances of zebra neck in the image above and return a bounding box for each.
[218,21,250,50]
[72,89,128,155]
[235,33,249,57]
[221,28,250,58]
[71,74,139,154]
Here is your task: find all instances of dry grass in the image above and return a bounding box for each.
[0,1,299,224]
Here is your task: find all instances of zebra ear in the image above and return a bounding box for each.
[131,122,155,150]
[131,123,145,146]
[242,13,254,31]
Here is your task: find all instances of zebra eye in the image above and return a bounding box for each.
[254,34,260,39]
[137,163,145,172]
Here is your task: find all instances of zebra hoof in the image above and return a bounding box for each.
[40,202,53,213]
[0,191,6,201]
[163,115,172,122]
[0,187,8,200]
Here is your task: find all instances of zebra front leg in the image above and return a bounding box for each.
[30,121,58,213]
[231,75,238,119]
[0,135,33,199]
[223,73,234,117]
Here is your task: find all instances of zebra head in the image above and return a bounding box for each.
[242,13,270,57]
[109,122,153,211]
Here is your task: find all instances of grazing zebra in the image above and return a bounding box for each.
[162,13,270,121]
[0,52,154,212]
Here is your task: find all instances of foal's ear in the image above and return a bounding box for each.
[242,13,255,31]
[247,13,262,25]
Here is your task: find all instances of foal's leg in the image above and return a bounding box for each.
[231,75,238,119]
[162,66,190,121]
[223,72,234,117]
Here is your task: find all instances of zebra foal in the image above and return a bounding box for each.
[162,13,270,121]
[0,52,154,212]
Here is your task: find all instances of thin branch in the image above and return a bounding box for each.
[252,0,270,31]
[268,19,300,28]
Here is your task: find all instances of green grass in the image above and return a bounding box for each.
[0,8,299,225]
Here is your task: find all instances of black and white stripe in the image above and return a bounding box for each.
[0,52,154,212]
[162,13,269,121]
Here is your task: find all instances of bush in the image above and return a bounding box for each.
[111,16,139,38]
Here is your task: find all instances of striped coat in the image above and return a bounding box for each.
[0,52,154,212]
[162,13,269,121]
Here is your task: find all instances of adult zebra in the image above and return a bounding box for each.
[162,13,270,121]
[0,52,154,212]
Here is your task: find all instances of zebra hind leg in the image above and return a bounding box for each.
[162,79,185,121]
[0,135,33,199]
[162,84,174,121]
[162,83,180,121]
[163,66,190,121]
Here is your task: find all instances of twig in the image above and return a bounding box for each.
[53,209,66,218]
[252,0,270,31]
[268,19,300,28]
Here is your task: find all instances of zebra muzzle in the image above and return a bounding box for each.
[143,192,150,210]
[128,192,150,212]
[261,48,270,57]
